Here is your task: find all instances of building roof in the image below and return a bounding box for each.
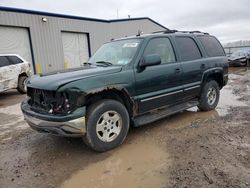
[0,6,168,30]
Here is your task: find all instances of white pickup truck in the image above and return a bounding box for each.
[0,54,32,94]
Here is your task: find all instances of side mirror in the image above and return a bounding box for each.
[140,54,161,67]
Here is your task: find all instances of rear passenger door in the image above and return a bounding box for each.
[135,37,183,113]
[175,36,206,101]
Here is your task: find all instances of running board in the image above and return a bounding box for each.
[133,100,199,127]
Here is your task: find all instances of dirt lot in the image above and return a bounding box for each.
[0,67,250,188]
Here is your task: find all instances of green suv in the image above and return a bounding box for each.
[21,30,228,152]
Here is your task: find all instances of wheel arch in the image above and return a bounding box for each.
[84,86,136,117]
[202,68,224,89]
[19,72,28,78]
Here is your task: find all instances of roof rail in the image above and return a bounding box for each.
[152,30,166,34]
[174,30,209,35]
[164,29,178,33]
[189,30,209,35]
[152,30,209,35]
[152,29,177,34]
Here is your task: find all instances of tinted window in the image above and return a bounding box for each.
[0,56,11,67]
[7,56,23,64]
[198,36,225,57]
[144,38,176,64]
[176,37,202,61]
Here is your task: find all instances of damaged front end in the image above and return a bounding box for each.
[27,88,84,115]
[21,87,87,137]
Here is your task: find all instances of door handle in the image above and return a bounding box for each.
[201,64,206,69]
[175,68,181,74]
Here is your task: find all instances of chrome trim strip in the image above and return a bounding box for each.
[141,90,183,102]
[184,85,200,91]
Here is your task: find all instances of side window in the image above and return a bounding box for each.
[144,38,176,64]
[176,37,202,61]
[7,56,23,64]
[0,56,11,68]
[198,36,225,57]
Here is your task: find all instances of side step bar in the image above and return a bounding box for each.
[133,100,199,127]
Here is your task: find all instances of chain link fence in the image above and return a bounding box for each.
[224,45,250,57]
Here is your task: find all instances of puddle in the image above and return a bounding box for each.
[161,109,218,130]
[0,103,22,116]
[61,137,170,188]
[0,103,28,140]
[216,86,247,116]
[0,103,26,128]
[229,67,250,75]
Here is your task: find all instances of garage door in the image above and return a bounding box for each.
[61,32,89,69]
[0,26,33,71]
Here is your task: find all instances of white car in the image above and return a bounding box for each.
[0,54,32,94]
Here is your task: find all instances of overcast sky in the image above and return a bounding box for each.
[1,0,250,44]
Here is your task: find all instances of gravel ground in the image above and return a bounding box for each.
[0,67,249,188]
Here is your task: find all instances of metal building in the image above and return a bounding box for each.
[0,7,167,74]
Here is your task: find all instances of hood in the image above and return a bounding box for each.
[27,65,122,91]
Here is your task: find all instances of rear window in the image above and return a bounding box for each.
[198,36,225,57]
[175,37,202,61]
[7,56,23,64]
[0,56,11,67]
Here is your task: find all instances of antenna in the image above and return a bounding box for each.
[116,8,119,19]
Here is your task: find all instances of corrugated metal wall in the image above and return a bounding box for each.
[0,10,165,73]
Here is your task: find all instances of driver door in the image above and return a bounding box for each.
[134,37,183,114]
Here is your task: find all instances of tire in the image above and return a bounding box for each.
[83,99,130,152]
[17,75,28,94]
[198,80,220,111]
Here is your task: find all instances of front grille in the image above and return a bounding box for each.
[27,87,75,115]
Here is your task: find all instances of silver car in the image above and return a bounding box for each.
[0,54,32,94]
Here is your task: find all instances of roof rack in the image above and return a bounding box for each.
[181,30,209,35]
[152,30,209,35]
[152,29,177,34]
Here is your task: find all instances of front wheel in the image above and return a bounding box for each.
[83,99,130,152]
[198,80,220,111]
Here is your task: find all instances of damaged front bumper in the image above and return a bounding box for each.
[21,99,86,137]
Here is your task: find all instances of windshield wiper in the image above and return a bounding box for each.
[95,61,113,66]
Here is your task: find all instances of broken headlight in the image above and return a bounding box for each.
[50,90,82,115]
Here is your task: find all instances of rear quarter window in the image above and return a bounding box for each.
[198,36,225,57]
[175,37,202,61]
[7,56,23,64]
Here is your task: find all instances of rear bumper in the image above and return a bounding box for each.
[21,99,86,137]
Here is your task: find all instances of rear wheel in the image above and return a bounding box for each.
[17,75,28,94]
[83,99,130,152]
[198,80,220,111]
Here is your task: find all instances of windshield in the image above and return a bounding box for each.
[89,39,142,66]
